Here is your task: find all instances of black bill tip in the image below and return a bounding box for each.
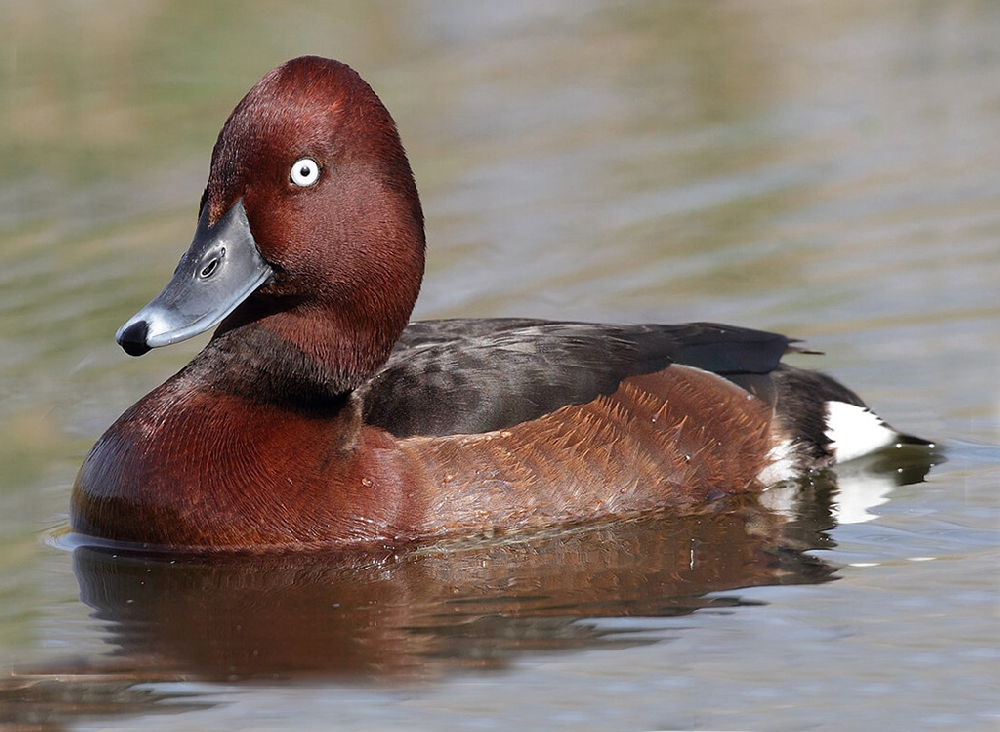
[117,320,152,357]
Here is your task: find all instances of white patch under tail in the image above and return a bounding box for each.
[825,401,898,463]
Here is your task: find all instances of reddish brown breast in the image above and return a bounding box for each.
[71,383,421,549]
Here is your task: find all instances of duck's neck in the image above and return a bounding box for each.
[193,300,399,411]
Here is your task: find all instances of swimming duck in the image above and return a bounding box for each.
[71,56,928,551]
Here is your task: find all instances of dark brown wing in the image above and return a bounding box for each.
[358,319,793,438]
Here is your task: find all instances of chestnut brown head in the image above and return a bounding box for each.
[117,57,425,387]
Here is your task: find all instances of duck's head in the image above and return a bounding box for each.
[117,56,425,392]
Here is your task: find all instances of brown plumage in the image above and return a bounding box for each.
[71,57,928,551]
[407,366,774,538]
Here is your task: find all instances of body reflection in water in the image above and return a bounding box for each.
[71,447,935,683]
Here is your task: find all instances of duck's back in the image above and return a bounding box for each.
[361,318,926,473]
[360,320,787,434]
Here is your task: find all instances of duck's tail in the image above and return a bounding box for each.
[771,365,933,470]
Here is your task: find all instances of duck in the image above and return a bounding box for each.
[71,56,929,551]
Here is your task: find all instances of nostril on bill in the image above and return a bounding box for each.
[200,258,220,279]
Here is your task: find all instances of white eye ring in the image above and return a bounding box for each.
[290,157,320,187]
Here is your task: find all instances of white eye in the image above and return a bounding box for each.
[290,157,320,187]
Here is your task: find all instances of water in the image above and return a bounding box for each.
[2,1,999,730]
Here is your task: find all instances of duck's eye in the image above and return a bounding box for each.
[290,157,321,187]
